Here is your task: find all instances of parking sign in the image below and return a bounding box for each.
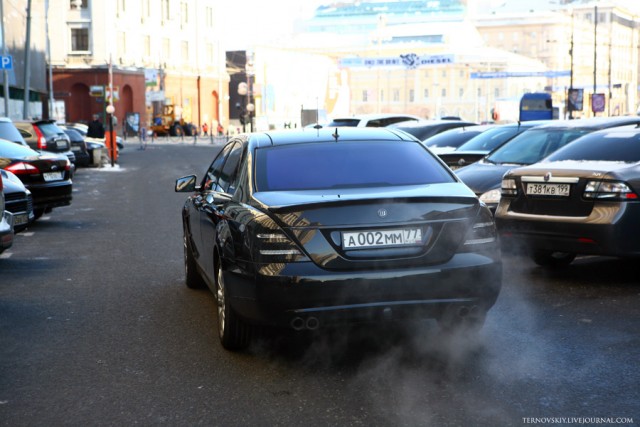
[0,55,13,70]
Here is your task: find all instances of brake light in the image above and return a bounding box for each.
[251,215,308,263]
[5,162,39,175]
[0,173,3,192]
[463,207,498,248]
[33,126,47,149]
[583,180,638,200]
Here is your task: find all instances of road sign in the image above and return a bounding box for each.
[0,55,13,70]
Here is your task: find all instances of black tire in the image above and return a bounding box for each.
[215,255,251,350]
[532,250,576,267]
[183,233,206,289]
[33,208,45,220]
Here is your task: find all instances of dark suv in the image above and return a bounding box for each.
[14,120,76,170]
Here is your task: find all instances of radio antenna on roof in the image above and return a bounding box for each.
[332,128,339,142]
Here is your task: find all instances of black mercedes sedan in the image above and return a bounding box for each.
[496,125,640,267]
[455,117,640,213]
[0,138,72,219]
[175,128,502,350]
[1,169,34,232]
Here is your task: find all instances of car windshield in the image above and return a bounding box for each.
[485,128,589,165]
[544,131,640,163]
[255,141,455,191]
[456,126,522,152]
[0,139,39,157]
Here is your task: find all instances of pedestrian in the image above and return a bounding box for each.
[202,122,208,136]
[217,123,224,136]
[87,114,105,138]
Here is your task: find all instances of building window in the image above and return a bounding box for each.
[441,70,447,78]
[162,0,170,22]
[206,43,214,65]
[144,36,151,58]
[441,88,447,98]
[494,88,500,98]
[181,1,189,28]
[117,32,126,59]
[409,89,415,103]
[424,71,430,79]
[424,88,429,99]
[117,0,125,15]
[206,6,214,27]
[459,88,464,98]
[181,41,189,63]
[70,27,89,52]
[362,90,368,102]
[392,89,400,102]
[477,88,482,97]
[70,0,87,9]
[380,90,384,102]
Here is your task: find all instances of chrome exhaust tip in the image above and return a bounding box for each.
[305,317,320,330]
[290,317,305,331]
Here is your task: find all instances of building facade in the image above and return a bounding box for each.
[3,0,230,133]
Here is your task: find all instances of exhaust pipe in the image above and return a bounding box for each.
[305,317,320,330]
[290,317,305,331]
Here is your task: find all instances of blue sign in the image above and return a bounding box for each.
[0,55,13,70]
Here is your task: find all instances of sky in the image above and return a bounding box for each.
[219,0,323,50]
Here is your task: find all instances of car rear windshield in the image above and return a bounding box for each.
[37,122,64,138]
[0,139,39,157]
[486,128,589,165]
[455,126,521,152]
[545,131,640,163]
[255,141,455,191]
[0,122,26,144]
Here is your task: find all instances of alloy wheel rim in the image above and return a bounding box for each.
[217,266,225,337]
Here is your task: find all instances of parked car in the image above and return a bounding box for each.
[0,172,13,254]
[65,122,124,150]
[1,169,34,232]
[59,126,90,167]
[13,120,77,174]
[326,114,421,128]
[496,125,640,267]
[175,127,502,350]
[423,124,494,155]
[0,138,72,219]
[391,119,478,142]
[437,121,549,169]
[455,117,640,213]
[0,117,28,145]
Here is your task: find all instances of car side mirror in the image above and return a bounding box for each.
[175,175,198,192]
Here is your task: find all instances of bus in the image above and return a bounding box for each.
[519,93,554,121]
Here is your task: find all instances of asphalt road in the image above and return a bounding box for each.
[1,139,638,426]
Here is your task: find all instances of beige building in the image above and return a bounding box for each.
[474,1,640,117]
[45,0,230,129]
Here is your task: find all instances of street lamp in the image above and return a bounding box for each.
[106,103,116,167]
[237,81,254,132]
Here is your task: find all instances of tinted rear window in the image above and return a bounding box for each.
[456,126,521,151]
[37,123,65,138]
[0,122,26,144]
[545,131,640,163]
[0,139,39,157]
[424,130,484,148]
[255,141,455,191]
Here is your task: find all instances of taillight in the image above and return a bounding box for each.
[33,126,47,149]
[250,215,309,263]
[500,178,518,196]
[0,173,3,192]
[5,162,39,175]
[583,180,638,200]
[462,206,498,249]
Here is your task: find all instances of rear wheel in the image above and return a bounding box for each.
[215,255,251,350]
[183,233,206,289]
[532,250,576,267]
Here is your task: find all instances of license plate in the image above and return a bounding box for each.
[343,228,423,249]
[13,214,28,226]
[71,146,81,152]
[43,171,63,181]
[526,183,570,196]
[56,140,67,149]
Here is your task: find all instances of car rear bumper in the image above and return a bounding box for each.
[223,253,502,329]
[28,181,73,211]
[496,202,640,256]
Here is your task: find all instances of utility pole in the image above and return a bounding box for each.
[593,5,598,96]
[22,0,32,119]
[568,10,575,119]
[1,0,10,117]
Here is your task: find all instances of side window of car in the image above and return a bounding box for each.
[218,143,244,194]
[201,142,235,192]
[18,129,31,139]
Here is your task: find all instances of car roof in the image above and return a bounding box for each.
[330,113,420,121]
[247,127,418,149]
[531,116,640,130]
[392,119,476,129]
